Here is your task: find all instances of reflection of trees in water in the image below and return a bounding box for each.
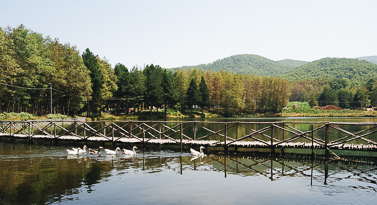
[1,150,376,204]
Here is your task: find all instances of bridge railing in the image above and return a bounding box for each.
[1,120,377,151]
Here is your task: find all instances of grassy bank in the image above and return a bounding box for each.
[0,112,69,121]
[281,102,377,117]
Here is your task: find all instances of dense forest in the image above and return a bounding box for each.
[171,54,306,76]
[0,25,290,116]
[282,58,377,87]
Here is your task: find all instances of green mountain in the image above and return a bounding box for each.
[282,57,377,86]
[171,54,306,76]
[276,59,308,68]
[357,56,377,64]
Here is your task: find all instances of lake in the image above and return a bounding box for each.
[1,117,377,204]
[0,141,376,204]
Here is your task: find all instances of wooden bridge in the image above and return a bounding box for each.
[1,120,377,156]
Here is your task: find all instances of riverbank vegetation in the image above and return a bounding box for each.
[1,25,377,120]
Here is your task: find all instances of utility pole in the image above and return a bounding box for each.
[49,83,52,114]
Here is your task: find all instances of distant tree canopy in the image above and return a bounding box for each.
[283,58,377,87]
[172,54,306,77]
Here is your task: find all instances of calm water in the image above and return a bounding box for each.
[0,141,376,205]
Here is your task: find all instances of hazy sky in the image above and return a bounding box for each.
[1,0,376,68]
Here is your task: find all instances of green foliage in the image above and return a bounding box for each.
[144,64,164,111]
[0,25,93,116]
[198,76,211,113]
[337,88,353,109]
[82,48,102,115]
[114,63,130,98]
[352,87,370,109]
[46,113,68,119]
[318,87,338,106]
[162,70,175,114]
[283,58,377,87]
[185,79,199,112]
[276,59,308,67]
[172,54,303,77]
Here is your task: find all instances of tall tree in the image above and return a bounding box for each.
[82,48,102,116]
[144,64,164,114]
[198,76,211,114]
[186,79,199,113]
[162,70,174,116]
[129,66,145,112]
[114,63,130,113]
[97,57,117,112]
[173,70,189,110]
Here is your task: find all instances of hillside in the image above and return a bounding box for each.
[171,54,305,76]
[276,59,308,68]
[282,58,377,86]
[357,56,377,64]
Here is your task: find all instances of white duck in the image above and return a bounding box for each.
[71,145,87,154]
[67,148,81,155]
[122,146,138,156]
[104,147,121,155]
[190,146,205,156]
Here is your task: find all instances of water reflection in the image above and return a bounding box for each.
[0,142,376,204]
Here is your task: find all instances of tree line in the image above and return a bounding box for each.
[0,26,291,116]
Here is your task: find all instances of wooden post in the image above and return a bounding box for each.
[130,122,133,138]
[83,123,86,140]
[325,123,329,157]
[282,123,285,141]
[143,124,145,150]
[180,123,183,152]
[271,124,274,153]
[10,122,12,136]
[103,122,106,136]
[50,122,53,137]
[235,122,239,140]
[193,122,196,140]
[311,124,314,159]
[224,123,227,153]
[159,123,162,140]
[74,122,77,135]
[28,121,32,143]
[235,122,239,153]
[112,124,115,145]
[54,122,56,139]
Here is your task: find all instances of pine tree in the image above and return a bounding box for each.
[162,70,174,116]
[186,79,199,113]
[82,48,102,116]
[199,76,211,114]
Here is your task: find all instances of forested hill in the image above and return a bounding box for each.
[357,56,377,64]
[170,54,307,76]
[282,58,377,86]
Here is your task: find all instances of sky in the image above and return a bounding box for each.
[1,0,376,69]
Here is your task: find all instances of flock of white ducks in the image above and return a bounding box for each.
[67,145,138,156]
[67,145,206,157]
